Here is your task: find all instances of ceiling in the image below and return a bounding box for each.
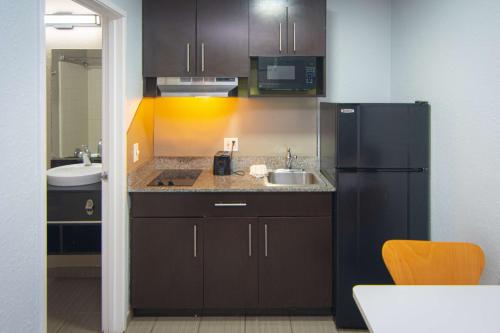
[45,0,97,15]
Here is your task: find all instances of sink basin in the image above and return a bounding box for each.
[47,163,102,186]
[265,169,324,186]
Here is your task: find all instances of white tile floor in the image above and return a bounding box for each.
[126,316,368,333]
[47,273,367,333]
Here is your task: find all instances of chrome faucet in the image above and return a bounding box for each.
[82,145,92,166]
[285,148,298,169]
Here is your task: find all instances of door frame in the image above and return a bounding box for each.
[44,0,129,332]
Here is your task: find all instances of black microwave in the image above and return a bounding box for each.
[257,57,317,91]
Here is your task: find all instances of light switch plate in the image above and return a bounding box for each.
[133,143,140,162]
[224,138,239,152]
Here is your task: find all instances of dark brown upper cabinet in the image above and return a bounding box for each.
[249,0,326,56]
[143,0,249,77]
[143,0,196,77]
[197,0,249,77]
[287,0,326,56]
[203,218,258,309]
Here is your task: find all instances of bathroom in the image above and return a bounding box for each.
[45,0,103,331]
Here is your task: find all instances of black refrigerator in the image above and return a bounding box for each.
[320,102,430,328]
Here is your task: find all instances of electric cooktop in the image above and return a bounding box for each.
[148,169,202,187]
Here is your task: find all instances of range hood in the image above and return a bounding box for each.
[157,77,238,97]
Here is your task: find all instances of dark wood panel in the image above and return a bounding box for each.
[143,0,196,77]
[130,193,207,218]
[249,0,287,56]
[287,0,326,56]
[197,0,249,77]
[131,192,333,218]
[47,191,101,221]
[131,218,203,309]
[259,217,332,308]
[204,218,258,308]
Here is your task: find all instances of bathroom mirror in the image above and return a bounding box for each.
[48,49,102,160]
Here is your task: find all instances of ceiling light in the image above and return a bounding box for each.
[45,14,101,29]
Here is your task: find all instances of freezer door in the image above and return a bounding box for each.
[334,170,429,328]
[336,103,429,169]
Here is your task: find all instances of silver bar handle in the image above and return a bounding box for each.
[214,203,247,207]
[279,22,282,53]
[201,43,205,72]
[248,224,252,257]
[193,225,197,258]
[186,43,190,73]
[264,224,268,257]
[293,22,296,52]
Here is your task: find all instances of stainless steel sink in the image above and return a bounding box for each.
[265,169,324,186]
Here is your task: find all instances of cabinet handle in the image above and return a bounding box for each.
[201,43,205,72]
[213,203,247,207]
[85,199,94,216]
[186,43,190,73]
[264,224,268,257]
[193,225,197,258]
[248,224,252,257]
[293,22,296,53]
[279,22,282,53]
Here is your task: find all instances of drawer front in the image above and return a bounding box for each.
[131,192,333,218]
[48,191,101,221]
[131,193,207,217]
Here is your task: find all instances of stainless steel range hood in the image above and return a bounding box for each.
[157,77,238,97]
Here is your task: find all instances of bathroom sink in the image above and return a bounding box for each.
[47,163,102,186]
[265,169,324,186]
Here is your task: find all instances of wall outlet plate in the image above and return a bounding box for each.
[133,143,140,162]
[224,138,239,152]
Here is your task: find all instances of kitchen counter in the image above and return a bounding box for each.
[128,157,335,193]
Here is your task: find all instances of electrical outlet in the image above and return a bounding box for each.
[224,137,239,152]
[133,143,140,162]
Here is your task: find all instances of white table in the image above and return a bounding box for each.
[353,285,500,333]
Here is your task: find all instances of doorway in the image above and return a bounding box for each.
[46,1,103,332]
[43,0,127,332]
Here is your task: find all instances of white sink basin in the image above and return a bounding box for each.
[47,163,102,186]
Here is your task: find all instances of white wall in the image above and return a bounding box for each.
[0,0,45,332]
[325,0,392,102]
[108,0,143,128]
[391,0,500,283]
[59,61,89,156]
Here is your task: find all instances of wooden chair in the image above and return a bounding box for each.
[382,240,485,285]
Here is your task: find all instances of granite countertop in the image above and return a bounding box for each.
[128,157,336,193]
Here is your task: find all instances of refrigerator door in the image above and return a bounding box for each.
[334,170,429,328]
[336,103,429,169]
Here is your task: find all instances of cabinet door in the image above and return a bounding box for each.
[249,0,287,56]
[197,0,249,77]
[287,0,326,56]
[143,0,196,77]
[259,217,332,308]
[204,218,258,309]
[131,218,203,309]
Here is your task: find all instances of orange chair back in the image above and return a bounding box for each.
[382,240,485,285]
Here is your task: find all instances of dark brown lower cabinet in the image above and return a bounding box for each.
[130,192,333,314]
[259,217,332,309]
[131,218,203,309]
[204,218,258,309]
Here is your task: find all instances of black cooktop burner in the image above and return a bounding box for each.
[148,169,202,187]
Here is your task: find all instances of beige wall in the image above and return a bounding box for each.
[127,98,155,172]
[154,97,318,157]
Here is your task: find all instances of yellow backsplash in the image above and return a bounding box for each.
[127,96,318,171]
